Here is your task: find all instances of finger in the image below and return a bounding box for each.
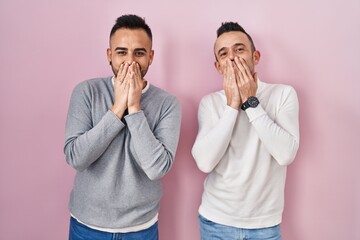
[134,62,140,74]
[118,62,130,82]
[223,61,230,91]
[234,58,246,85]
[129,63,138,89]
[234,57,248,82]
[223,62,228,89]
[123,66,132,85]
[134,63,142,85]
[234,68,243,90]
[114,64,124,83]
[129,62,134,73]
[131,62,140,83]
[224,60,230,85]
[234,67,241,86]
[227,60,235,83]
[233,58,242,81]
[240,58,253,85]
[128,64,135,86]
[225,60,231,77]
[239,58,252,79]
[233,56,241,70]
[226,61,234,90]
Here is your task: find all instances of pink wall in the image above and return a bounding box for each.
[1,0,359,239]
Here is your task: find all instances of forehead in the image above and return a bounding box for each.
[214,31,251,53]
[110,28,151,49]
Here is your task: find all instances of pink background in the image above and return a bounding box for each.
[1,0,359,239]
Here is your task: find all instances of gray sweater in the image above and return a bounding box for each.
[64,77,181,229]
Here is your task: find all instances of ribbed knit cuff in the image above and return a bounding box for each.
[246,105,267,122]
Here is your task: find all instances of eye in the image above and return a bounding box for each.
[236,47,244,52]
[219,52,227,58]
[135,51,146,57]
[117,51,127,55]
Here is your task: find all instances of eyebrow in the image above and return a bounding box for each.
[115,47,127,51]
[114,47,147,52]
[134,48,147,52]
[233,43,246,48]
[217,43,246,56]
[217,47,227,56]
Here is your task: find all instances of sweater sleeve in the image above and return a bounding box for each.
[64,82,125,171]
[191,96,239,173]
[246,86,300,166]
[125,96,181,181]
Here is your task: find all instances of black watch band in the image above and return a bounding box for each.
[241,96,259,111]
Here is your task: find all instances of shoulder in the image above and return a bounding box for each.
[199,90,225,107]
[261,81,297,99]
[70,77,112,99]
[259,81,299,111]
[148,84,180,104]
[261,80,294,91]
[74,77,112,91]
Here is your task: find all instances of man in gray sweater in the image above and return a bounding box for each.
[64,14,181,240]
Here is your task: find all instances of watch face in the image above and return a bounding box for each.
[248,96,259,107]
[241,96,259,111]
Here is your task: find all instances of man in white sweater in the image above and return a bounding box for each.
[192,22,300,240]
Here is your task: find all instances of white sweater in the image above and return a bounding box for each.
[192,80,300,229]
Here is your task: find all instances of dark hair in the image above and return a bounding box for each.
[110,14,152,42]
[216,22,256,51]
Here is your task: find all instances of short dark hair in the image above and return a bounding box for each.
[216,22,256,51]
[110,14,152,42]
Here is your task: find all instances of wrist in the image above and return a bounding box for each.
[111,105,127,119]
[227,102,240,110]
[240,96,259,111]
[128,104,141,114]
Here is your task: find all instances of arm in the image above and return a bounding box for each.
[125,96,181,180]
[234,57,299,165]
[64,82,126,171]
[191,96,239,173]
[246,86,300,166]
[192,60,241,173]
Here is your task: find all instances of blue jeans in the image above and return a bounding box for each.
[199,215,281,240]
[69,217,159,240]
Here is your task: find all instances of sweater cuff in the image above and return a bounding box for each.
[124,110,145,124]
[245,105,266,122]
[107,110,126,127]
[224,105,240,116]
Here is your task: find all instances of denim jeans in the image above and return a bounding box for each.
[69,217,159,240]
[199,215,281,240]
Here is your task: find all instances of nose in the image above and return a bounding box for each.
[228,50,235,61]
[124,53,135,64]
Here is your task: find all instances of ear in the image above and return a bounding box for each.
[253,50,261,65]
[214,61,223,75]
[149,50,154,65]
[106,48,112,64]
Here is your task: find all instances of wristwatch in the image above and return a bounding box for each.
[241,96,259,111]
